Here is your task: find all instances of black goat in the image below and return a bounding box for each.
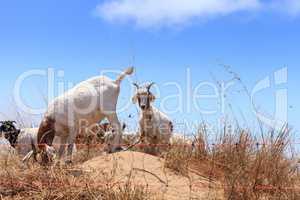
[0,121,20,148]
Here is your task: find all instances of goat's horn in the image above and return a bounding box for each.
[133,83,139,89]
[147,82,155,91]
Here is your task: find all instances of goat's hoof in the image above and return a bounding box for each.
[65,160,73,165]
[54,160,62,168]
[108,146,124,154]
[116,146,124,151]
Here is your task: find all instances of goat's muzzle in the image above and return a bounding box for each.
[140,105,146,110]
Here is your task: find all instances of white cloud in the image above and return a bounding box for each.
[95,0,300,28]
[96,0,261,27]
[271,0,300,16]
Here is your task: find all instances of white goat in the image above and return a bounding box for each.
[170,133,196,152]
[170,133,194,145]
[102,123,138,151]
[17,128,76,162]
[16,128,38,157]
[132,83,173,154]
[36,67,134,163]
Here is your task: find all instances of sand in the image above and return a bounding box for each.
[80,151,223,200]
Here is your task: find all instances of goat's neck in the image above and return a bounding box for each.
[141,106,154,121]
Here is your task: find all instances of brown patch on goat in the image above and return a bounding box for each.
[37,117,55,151]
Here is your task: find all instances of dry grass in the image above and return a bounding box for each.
[163,125,300,200]
[212,128,299,200]
[1,123,299,200]
[0,151,154,200]
[164,138,193,176]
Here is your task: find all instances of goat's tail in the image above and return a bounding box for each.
[115,66,134,85]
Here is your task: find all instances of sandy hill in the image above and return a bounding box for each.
[80,151,223,200]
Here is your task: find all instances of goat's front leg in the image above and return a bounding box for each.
[139,130,146,152]
[106,114,122,153]
[148,136,159,155]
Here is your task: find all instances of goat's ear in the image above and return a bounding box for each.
[149,93,156,102]
[132,95,138,104]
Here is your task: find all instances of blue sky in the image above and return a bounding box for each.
[0,0,299,137]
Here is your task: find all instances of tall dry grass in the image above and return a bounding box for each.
[164,124,300,200]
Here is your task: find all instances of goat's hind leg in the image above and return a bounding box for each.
[65,130,77,164]
[65,142,75,164]
[54,136,67,166]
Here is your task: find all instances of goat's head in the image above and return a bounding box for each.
[103,123,126,153]
[39,145,56,164]
[132,82,156,111]
[0,121,20,148]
